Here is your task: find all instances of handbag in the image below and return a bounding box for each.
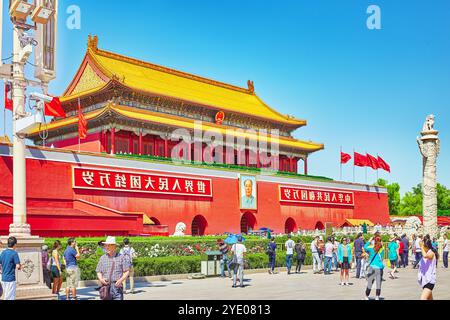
[99,260,115,300]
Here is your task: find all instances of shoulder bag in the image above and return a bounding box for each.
[366,246,382,277]
[99,259,115,300]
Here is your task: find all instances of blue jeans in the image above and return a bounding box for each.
[268,254,275,271]
[443,251,448,268]
[324,256,332,273]
[414,252,422,268]
[286,254,293,272]
[220,255,231,277]
[403,251,409,266]
[355,252,362,278]
[332,252,338,270]
[109,284,124,300]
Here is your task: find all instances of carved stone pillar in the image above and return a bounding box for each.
[417,115,440,238]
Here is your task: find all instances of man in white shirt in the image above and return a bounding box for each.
[413,235,423,269]
[119,238,137,294]
[311,236,321,274]
[323,237,334,274]
[231,236,247,288]
[285,234,295,275]
[443,234,449,269]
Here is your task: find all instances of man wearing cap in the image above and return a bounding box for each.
[96,237,130,300]
[217,239,231,278]
[231,236,247,288]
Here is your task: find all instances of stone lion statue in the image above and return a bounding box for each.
[404,216,423,236]
[173,222,187,236]
[422,114,435,132]
[439,226,449,238]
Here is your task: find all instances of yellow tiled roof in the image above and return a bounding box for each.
[28,104,324,152]
[344,219,375,227]
[63,36,306,127]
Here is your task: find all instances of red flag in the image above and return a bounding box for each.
[354,152,368,167]
[341,152,352,164]
[366,153,380,170]
[78,99,87,140]
[377,156,391,173]
[5,83,13,111]
[44,97,66,118]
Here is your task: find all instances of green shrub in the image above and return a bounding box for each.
[74,251,314,281]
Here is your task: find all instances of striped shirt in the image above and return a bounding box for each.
[96,252,129,282]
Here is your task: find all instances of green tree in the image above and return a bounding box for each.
[437,184,450,211]
[399,184,423,216]
[397,183,450,216]
[376,179,401,215]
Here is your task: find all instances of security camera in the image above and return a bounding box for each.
[19,44,33,64]
[29,92,53,103]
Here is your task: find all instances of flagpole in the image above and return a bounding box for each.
[78,98,81,153]
[340,146,342,181]
[376,153,379,181]
[3,105,5,137]
[365,150,368,185]
[353,148,355,183]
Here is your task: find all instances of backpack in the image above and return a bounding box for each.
[121,247,134,267]
[266,243,275,255]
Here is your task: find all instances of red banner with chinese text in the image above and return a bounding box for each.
[279,186,354,206]
[73,167,212,197]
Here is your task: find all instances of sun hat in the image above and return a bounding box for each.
[103,236,118,245]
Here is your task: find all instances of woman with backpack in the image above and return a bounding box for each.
[418,235,438,300]
[119,238,137,294]
[295,240,306,273]
[267,237,277,274]
[364,236,385,300]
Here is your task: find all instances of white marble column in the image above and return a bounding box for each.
[417,115,440,238]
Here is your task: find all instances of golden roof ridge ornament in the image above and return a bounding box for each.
[247,80,255,94]
[88,35,99,52]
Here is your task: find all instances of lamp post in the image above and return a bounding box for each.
[0,0,57,300]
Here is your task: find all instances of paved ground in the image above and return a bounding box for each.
[75,266,450,300]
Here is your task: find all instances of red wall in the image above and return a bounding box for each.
[0,150,389,237]
[52,133,101,153]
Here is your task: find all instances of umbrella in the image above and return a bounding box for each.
[224,234,246,244]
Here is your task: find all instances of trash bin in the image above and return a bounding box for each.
[201,250,222,276]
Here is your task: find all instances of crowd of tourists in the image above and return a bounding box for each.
[0,236,136,300]
[216,231,446,300]
[0,231,447,300]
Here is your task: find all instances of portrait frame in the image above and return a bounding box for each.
[239,174,258,210]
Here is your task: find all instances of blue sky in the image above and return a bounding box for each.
[1,0,449,195]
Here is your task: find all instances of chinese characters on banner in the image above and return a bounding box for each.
[73,167,212,197]
[279,186,354,206]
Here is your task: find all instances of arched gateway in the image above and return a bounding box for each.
[191,215,208,236]
[285,218,297,234]
[240,212,257,234]
[315,221,325,230]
